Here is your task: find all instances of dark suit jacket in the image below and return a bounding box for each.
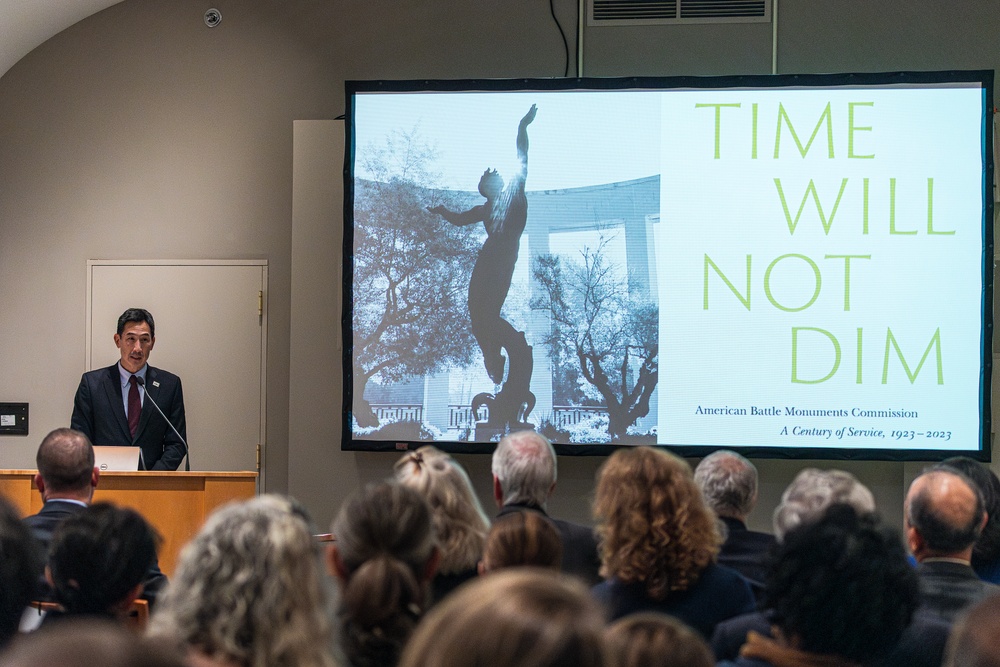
[916,558,1000,623]
[22,499,168,607]
[718,516,777,596]
[497,503,602,586]
[711,608,952,667]
[71,363,187,471]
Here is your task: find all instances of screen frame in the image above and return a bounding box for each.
[342,69,994,461]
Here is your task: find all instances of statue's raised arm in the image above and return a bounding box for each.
[517,104,537,168]
[427,203,488,227]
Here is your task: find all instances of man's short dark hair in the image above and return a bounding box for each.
[907,468,985,554]
[49,503,159,615]
[0,497,41,647]
[766,504,919,663]
[117,308,154,337]
[36,428,94,493]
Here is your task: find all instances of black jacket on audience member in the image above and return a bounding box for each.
[497,503,601,585]
[717,516,776,595]
[914,559,1000,623]
[711,608,951,667]
[22,500,168,607]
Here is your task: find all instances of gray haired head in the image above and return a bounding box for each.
[694,450,758,520]
[491,431,557,509]
[773,468,875,541]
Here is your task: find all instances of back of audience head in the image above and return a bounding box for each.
[35,428,96,500]
[940,456,1000,570]
[393,445,490,575]
[772,468,875,541]
[149,494,335,667]
[47,502,157,618]
[491,431,557,509]
[399,568,607,667]
[764,504,919,664]
[693,450,758,521]
[0,619,183,667]
[0,497,41,647]
[905,467,985,558]
[329,482,438,667]
[944,594,1000,667]
[593,446,720,598]
[604,613,713,667]
[479,510,562,574]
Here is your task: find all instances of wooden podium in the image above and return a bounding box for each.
[0,470,257,576]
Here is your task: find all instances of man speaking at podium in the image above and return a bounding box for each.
[71,308,187,471]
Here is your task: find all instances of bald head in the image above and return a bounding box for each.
[905,469,985,559]
[36,428,95,497]
[492,431,557,509]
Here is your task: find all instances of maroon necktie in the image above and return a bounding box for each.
[127,375,141,438]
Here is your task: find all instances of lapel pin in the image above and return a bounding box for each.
[152,381,160,388]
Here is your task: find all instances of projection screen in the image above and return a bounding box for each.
[343,70,994,460]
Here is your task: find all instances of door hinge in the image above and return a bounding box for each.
[257,291,264,317]
[256,444,262,471]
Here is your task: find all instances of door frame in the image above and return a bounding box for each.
[85,259,268,490]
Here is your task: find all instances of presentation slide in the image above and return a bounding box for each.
[345,72,991,458]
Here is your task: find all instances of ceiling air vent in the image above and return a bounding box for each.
[590,0,770,26]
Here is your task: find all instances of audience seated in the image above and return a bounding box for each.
[905,467,1000,623]
[714,469,951,667]
[771,467,875,541]
[148,495,336,667]
[0,497,41,649]
[479,510,562,574]
[491,431,601,584]
[944,593,1000,667]
[393,446,490,602]
[44,502,158,625]
[940,456,1000,583]
[591,446,755,638]
[604,612,714,667]
[718,505,919,667]
[693,450,776,594]
[0,619,183,667]
[328,482,438,667]
[398,568,607,667]
[23,428,167,607]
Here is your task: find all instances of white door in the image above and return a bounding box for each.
[87,260,267,480]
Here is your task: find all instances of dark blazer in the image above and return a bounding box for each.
[497,503,602,586]
[717,516,777,595]
[22,499,168,607]
[712,608,952,667]
[592,562,755,639]
[71,363,187,471]
[916,559,1000,623]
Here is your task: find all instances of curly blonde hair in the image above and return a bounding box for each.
[393,446,490,574]
[594,447,721,599]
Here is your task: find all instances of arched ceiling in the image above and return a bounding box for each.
[0,0,123,79]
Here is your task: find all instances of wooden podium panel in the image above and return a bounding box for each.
[0,470,257,576]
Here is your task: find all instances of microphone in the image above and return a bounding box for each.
[135,376,191,471]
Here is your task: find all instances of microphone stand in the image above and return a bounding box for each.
[136,377,191,471]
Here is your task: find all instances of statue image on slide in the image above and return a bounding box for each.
[427,104,538,435]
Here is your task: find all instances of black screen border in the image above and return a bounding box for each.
[342,69,995,462]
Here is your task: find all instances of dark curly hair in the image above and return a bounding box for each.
[764,504,919,663]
